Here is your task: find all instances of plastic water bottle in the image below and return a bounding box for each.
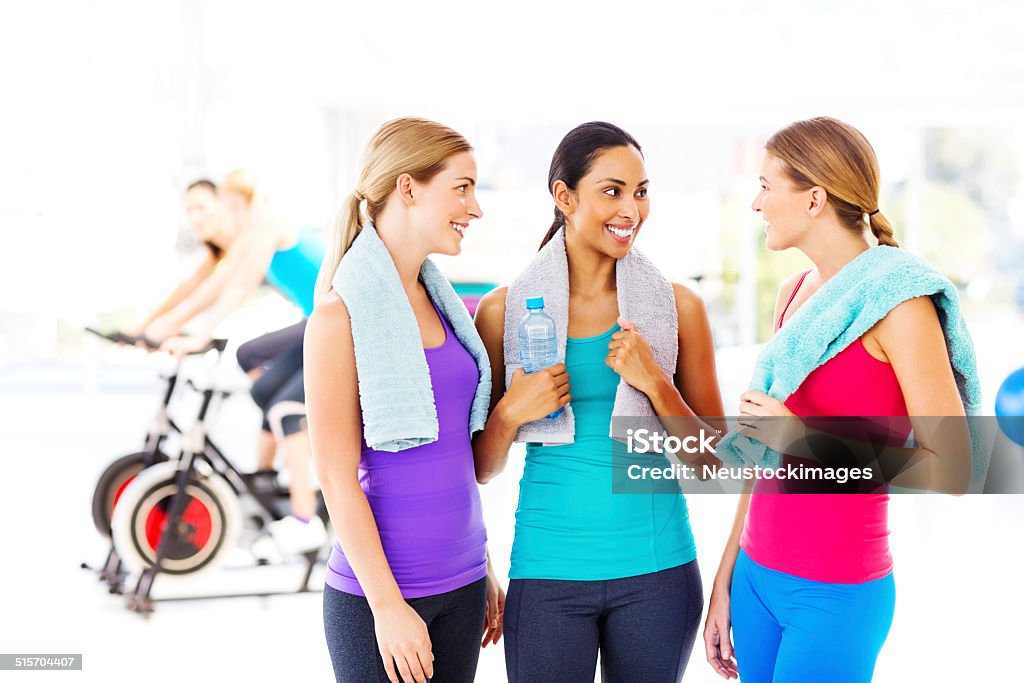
[518,296,563,419]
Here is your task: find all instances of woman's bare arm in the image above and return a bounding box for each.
[872,295,971,493]
[471,286,572,484]
[471,288,518,484]
[306,292,437,681]
[153,219,282,336]
[632,284,726,467]
[136,251,217,331]
[304,294,406,609]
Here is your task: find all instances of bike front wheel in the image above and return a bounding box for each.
[110,462,241,576]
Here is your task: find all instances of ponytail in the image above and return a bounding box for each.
[868,210,900,247]
[314,191,364,301]
[766,117,902,248]
[538,208,565,250]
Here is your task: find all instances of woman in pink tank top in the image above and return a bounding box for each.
[702,118,971,683]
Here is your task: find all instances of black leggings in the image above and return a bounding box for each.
[236,320,307,436]
[323,579,487,683]
[503,561,703,683]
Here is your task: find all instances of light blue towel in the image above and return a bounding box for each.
[332,224,492,452]
[718,246,983,478]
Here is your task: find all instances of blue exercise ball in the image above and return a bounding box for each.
[995,367,1024,447]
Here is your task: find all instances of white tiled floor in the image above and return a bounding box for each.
[1,352,1022,682]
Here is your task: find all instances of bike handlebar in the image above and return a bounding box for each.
[85,327,227,355]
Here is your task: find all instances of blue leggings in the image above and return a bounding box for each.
[730,549,895,683]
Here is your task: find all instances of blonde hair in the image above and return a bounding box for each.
[314,117,472,300]
[766,117,899,247]
[222,168,260,205]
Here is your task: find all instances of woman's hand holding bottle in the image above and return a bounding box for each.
[499,364,571,426]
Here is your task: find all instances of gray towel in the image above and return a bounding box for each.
[333,224,492,452]
[503,227,677,444]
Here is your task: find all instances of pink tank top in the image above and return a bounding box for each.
[739,271,912,583]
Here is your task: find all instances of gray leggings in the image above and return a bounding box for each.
[503,561,703,683]
[323,578,487,683]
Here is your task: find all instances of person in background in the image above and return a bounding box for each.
[134,172,327,556]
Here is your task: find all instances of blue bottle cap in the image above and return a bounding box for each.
[525,296,545,310]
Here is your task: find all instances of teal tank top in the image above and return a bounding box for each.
[266,226,324,316]
[509,324,698,581]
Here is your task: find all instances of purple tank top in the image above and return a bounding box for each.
[325,301,488,598]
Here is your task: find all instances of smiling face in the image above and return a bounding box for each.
[406,150,483,256]
[560,145,649,258]
[751,152,816,251]
[182,185,223,242]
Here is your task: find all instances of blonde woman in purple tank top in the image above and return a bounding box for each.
[305,118,504,683]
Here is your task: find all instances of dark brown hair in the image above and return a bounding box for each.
[539,122,643,249]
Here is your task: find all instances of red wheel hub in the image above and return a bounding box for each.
[143,494,213,554]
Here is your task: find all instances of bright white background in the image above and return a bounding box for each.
[2,1,1024,681]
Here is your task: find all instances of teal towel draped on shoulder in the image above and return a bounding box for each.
[717,246,985,484]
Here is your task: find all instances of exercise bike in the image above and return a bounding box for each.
[82,328,328,615]
[83,328,207,591]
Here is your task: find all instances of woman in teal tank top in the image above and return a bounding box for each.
[512,325,699,580]
[140,169,324,350]
[473,123,725,682]
[265,224,324,317]
[137,170,330,556]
